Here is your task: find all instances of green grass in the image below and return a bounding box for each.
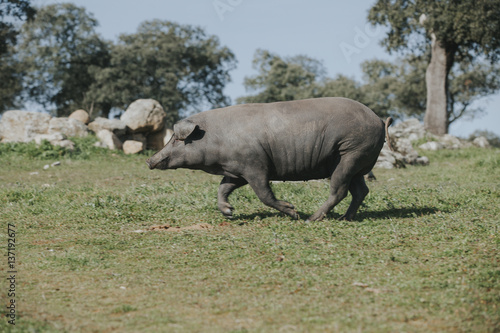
[1,139,499,332]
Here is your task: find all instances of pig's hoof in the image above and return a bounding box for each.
[219,203,234,218]
[222,209,233,218]
[288,210,299,220]
[306,212,325,222]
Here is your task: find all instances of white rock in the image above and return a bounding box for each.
[375,148,406,169]
[88,117,127,137]
[473,136,490,148]
[123,140,144,154]
[0,111,51,142]
[440,134,463,149]
[419,141,444,151]
[121,99,166,133]
[394,138,419,161]
[389,118,426,142]
[43,164,50,170]
[48,117,88,138]
[375,157,395,170]
[53,140,75,150]
[93,141,107,148]
[69,109,90,124]
[96,129,122,150]
[51,161,61,167]
[34,133,67,145]
[416,156,430,166]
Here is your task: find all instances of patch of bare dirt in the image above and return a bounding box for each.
[148,223,213,232]
[133,222,236,233]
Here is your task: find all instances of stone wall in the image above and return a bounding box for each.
[374,118,491,169]
[0,99,173,154]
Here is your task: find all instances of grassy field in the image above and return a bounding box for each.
[1,138,499,332]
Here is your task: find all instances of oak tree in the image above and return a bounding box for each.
[16,3,110,116]
[368,0,500,134]
[87,20,236,125]
[0,0,35,111]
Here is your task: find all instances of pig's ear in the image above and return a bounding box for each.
[173,120,199,141]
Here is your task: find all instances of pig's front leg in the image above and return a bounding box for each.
[217,176,248,218]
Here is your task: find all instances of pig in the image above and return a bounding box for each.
[146,97,392,222]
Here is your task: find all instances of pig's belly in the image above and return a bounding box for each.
[268,159,336,181]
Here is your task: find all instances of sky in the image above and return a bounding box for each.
[34,0,500,137]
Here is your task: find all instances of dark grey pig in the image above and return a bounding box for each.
[146,97,392,222]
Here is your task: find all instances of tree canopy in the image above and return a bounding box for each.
[0,0,35,54]
[0,0,35,111]
[368,0,500,134]
[236,49,324,104]
[237,49,395,118]
[368,0,500,62]
[16,3,110,116]
[8,3,236,122]
[238,50,404,118]
[237,48,499,123]
[87,20,236,125]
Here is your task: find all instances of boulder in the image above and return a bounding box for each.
[69,109,90,124]
[0,111,51,142]
[53,140,75,150]
[123,140,144,154]
[121,99,166,133]
[34,132,67,145]
[88,117,127,138]
[392,138,420,164]
[147,127,174,150]
[389,118,427,142]
[375,148,406,169]
[33,132,76,150]
[96,129,122,150]
[440,134,463,149]
[415,156,430,166]
[419,141,444,151]
[93,141,107,149]
[472,136,490,148]
[48,117,88,138]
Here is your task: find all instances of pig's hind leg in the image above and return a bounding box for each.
[338,174,369,221]
[217,176,248,218]
[306,155,363,222]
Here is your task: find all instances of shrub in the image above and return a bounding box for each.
[0,135,113,160]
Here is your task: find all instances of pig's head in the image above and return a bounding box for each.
[146,120,204,170]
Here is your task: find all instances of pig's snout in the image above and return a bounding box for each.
[146,149,169,170]
[146,158,155,170]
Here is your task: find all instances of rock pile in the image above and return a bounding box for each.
[375,118,491,169]
[0,99,174,154]
[0,111,84,150]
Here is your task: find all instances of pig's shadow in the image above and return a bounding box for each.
[233,206,443,222]
[354,206,444,221]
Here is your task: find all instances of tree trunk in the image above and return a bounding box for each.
[424,33,454,135]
